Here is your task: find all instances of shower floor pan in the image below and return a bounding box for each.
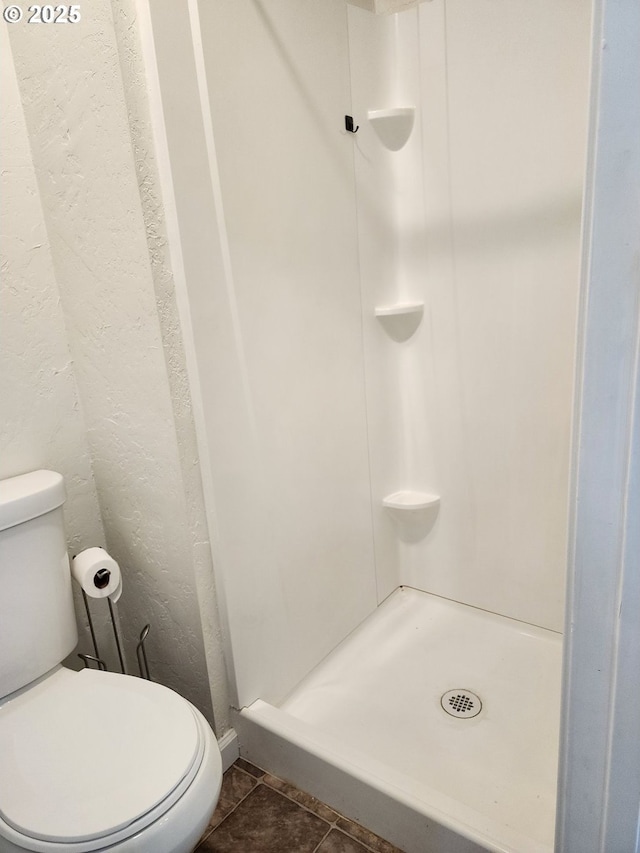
[235,586,562,853]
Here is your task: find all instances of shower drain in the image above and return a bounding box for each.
[441,689,482,719]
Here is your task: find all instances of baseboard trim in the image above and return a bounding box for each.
[217,727,239,771]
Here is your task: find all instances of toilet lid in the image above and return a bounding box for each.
[0,667,202,843]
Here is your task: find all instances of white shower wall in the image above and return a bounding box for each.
[350,0,591,632]
[423,0,590,631]
[146,0,591,711]
[193,0,377,708]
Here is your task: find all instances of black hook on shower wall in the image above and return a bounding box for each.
[345,115,359,133]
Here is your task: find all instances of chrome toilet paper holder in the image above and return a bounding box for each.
[78,590,152,681]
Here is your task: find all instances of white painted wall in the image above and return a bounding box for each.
[0,21,99,548]
[0,21,117,670]
[557,0,640,847]
[4,2,229,730]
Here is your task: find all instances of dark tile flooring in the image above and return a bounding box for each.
[195,758,405,853]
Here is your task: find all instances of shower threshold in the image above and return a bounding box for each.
[234,586,562,853]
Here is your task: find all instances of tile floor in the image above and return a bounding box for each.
[195,758,404,853]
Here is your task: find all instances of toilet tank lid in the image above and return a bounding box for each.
[0,470,66,531]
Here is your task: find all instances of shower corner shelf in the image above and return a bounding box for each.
[375,302,424,341]
[382,491,440,512]
[375,302,423,318]
[367,107,415,151]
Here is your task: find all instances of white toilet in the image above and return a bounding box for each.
[0,470,223,853]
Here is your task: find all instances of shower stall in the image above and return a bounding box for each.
[137,1,621,850]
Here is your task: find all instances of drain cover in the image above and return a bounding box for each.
[441,689,482,718]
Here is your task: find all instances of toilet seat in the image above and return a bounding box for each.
[0,667,206,851]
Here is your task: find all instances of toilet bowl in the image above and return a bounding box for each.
[0,471,223,853]
[0,668,222,853]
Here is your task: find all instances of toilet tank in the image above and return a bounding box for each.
[0,470,78,698]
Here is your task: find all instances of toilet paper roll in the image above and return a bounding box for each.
[71,547,121,600]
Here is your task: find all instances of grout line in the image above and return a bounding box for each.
[311,825,333,853]
[260,776,340,828]
[204,762,397,853]
[259,771,389,853]
[197,765,261,845]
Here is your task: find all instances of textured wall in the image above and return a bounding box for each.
[0,22,98,539]
[5,2,228,729]
[0,21,118,668]
[111,0,230,731]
